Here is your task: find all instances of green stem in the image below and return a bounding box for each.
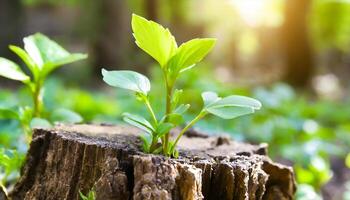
[172,110,207,150]
[32,81,43,118]
[149,136,159,153]
[143,96,158,126]
[164,82,173,154]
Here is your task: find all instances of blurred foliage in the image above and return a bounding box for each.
[0,148,25,188]
[310,0,350,52]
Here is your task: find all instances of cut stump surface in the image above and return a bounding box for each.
[10,124,296,200]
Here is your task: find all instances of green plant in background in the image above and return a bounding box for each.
[102,14,261,157]
[0,33,87,138]
[0,148,24,193]
[79,188,96,200]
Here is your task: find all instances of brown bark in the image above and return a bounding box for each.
[10,124,296,199]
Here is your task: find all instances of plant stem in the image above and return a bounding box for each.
[142,96,160,153]
[32,82,43,118]
[143,96,158,126]
[172,110,207,149]
[149,136,159,153]
[164,82,173,154]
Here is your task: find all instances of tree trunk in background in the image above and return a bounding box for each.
[92,0,131,73]
[145,0,158,21]
[0,0,22,58]
[282,0,314,88]
[10,124,296,199]
[0,0,23,87]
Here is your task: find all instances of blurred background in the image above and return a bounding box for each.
[0,0,350,199]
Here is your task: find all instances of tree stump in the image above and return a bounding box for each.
[9,124,296,200]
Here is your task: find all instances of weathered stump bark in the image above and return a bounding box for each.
[0,187,7,200]
[10,124,296,200]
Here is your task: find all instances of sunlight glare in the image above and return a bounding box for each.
[230,0,283,27]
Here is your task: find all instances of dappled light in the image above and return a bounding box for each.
[0,0,349,199]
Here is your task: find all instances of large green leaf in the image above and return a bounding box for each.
[202,91,262,119]
[23,33,87,76]
[0,57,30,82]
[102,69,151,95]
[167,38,216,77]
[132,14,177,67]
[123,113,154,134]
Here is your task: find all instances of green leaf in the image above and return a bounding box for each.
[171,89,183,110]
[0,107,19,119]
[346,153,350,168]
[9,45,39,78]
[0,148,25,180]
[132,14,177,67]
[79,189,96,200]
[102,68,151,95]
[167,113,184,126]
[202,91,262,119]
[206,106,255,119]
[156,122,174,138]
[30,118,52,129]
[18,106,33,125]
[173,104,190,115]
[123,113,154,134]
[208,95,262,109]
[167,38,216,77]
[23,33,87,76]
[51,108,83,123]
[201,91,219,107]
[0,57,30,82]
[140,135,151,153]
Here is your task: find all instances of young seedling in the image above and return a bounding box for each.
[79,188,96,200]
[0,33,87,137]
[102,14,262,157]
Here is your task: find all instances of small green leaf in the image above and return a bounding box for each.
[202,91,220,106]
[102,69,151,95]
[167,38,216,77]
[0,107,19,119]
[132,14,177,67]
[173,104,190,115]
[18,106,33,125]
[166,113,184,126]
[9,45,39,78]
[140,135,151,153]
[79,189,96,200]
[156,122,174,138]
[171,89,183,110]
[123,113,154,134]
[23,33,87,76]
[0,57,30,82]
[202,91,262,119]
[51,108,83,123]
[346,153,350,168]
[0,148,25,180]
[30,118,52,129]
